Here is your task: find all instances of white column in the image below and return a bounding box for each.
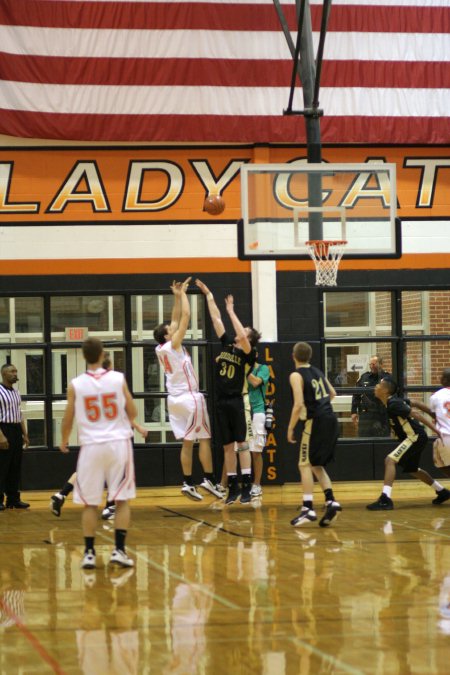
[251,260,278,342]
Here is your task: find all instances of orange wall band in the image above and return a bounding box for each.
[1,253,448,276]
[0,146,449,223]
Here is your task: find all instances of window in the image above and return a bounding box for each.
[324,289,450,440]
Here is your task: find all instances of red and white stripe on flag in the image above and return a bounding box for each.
[0,0,448,143]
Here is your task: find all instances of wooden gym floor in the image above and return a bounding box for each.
[1,481,449,675]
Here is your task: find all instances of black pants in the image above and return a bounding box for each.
[0,423,24,505]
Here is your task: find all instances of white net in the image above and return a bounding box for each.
[305,240,347,286]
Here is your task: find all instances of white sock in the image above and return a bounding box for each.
[241,468,251,475]
[382,486,392,498]
[432,481,444,492]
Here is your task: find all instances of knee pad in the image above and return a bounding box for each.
[237,442,249,453]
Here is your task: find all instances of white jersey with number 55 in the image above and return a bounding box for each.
[72,369,133,444]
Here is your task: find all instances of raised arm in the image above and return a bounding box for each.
[171,277,191,350]
[168,279,182,333]
[195,279,225,338]
[225,294,251,354]
[287,371,306,443]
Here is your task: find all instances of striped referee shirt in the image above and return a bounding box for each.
[0,384,22,424]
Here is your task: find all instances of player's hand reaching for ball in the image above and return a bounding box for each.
[181,276,192,292]
[195,279,209,295]
[225,294,234,312]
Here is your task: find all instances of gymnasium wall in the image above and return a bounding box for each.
[0,143,449,275]
[1,140,449,489]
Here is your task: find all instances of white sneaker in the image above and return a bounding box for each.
[250,485,263,498]
[200,479,225,499]
[101,504,116,521]
[215,484,227,497]
[81,550,96,569]
[181,483,203,501]
[110,549,134,568]
[290,508,317,527]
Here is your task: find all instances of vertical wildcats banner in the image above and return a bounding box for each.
[261,342,295,486]
[0,1,448,143]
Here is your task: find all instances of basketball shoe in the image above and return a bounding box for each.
[319,501,342,527]
[101,504,116,520]
[366,494,394,511]
[181,483,203,501]
[110,549,134,568]
[225,485,241,505]
[199,479,225,499]
[290,508,317,527]
[50,494,65,517]
[250,485,263,499]
[81,550,96,569]
[432,488,450,505]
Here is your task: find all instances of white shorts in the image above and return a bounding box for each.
[433,436,450,468]
[167,391,211,441]
[249,412,267,453]
[74,438,136,506]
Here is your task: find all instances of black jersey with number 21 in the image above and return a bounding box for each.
[298,365,334,419]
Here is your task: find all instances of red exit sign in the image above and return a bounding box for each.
[65,327,88,341]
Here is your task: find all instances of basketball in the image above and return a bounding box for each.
[203,194,225,215]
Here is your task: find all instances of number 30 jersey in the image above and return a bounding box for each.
[298,365,334,419]
[72,368,133,444]
[215,332,256,399]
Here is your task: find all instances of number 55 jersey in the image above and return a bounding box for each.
[73,368,133,444]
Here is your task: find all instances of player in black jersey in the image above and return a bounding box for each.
[196,279,260,504]
[288,342,341,527]
[367,378,447,510]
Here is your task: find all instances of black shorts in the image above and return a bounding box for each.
[216,396,247,446]
[298,414,339,467]
[388,434,428,473]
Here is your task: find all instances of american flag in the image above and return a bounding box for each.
[0,0,448,143]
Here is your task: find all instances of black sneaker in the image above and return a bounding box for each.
[6,500,30,509]
[366,495,394,511]
[432,488,450,505]
[225,485,241,505]
[50,494,65,517]
[319,501,342,527]
[240,483,252,504]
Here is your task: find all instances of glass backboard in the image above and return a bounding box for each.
[238,163,401,260]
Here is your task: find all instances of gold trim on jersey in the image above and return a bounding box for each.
[388,416,419,463]
[299,419,312,467]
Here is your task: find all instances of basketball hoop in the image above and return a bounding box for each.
[306,240,347,286]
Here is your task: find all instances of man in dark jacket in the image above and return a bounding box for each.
[351,355,390,437]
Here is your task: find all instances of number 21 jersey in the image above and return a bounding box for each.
[298,365,334,419]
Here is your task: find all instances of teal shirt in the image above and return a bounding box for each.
[248,363,270,413]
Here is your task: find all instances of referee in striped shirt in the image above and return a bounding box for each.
[0,364,30,510]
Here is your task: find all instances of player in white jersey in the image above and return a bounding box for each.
[154,278,224,501]
[60,337,137,570]
[411,367,450,505]
[427,368,450,480]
